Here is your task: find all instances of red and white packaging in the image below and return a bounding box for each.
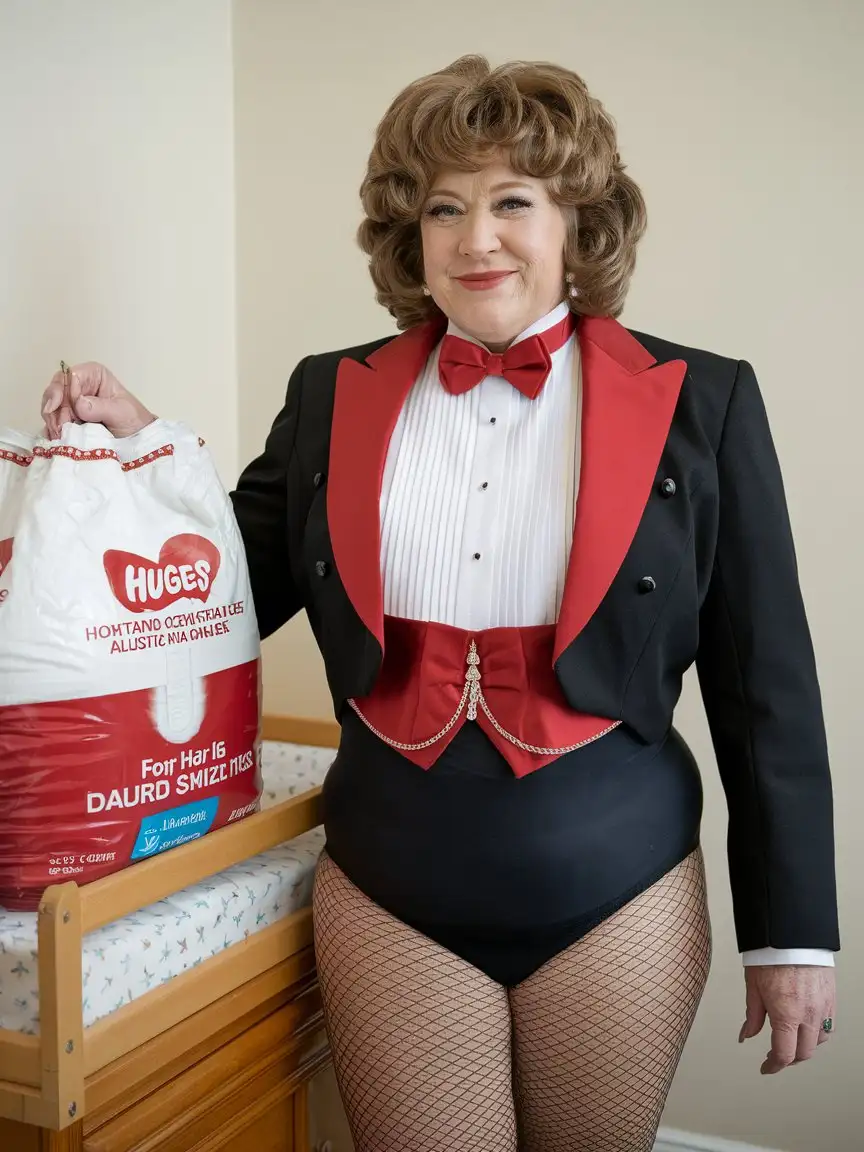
[0,420,262,909]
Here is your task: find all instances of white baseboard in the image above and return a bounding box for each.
[655,1129,787,1152]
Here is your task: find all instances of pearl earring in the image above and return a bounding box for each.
[422,285,431,296]
[565,273,580,299]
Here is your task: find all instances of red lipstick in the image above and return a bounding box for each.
[455,271,515,291]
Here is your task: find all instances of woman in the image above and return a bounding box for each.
[43,56,837,1152]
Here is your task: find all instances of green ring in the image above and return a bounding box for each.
[822,1017,833,1033]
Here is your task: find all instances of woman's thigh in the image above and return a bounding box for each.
[313,851,518,1152]
[509,849,712,1152]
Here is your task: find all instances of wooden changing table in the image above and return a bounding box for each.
[0,715,340,1152]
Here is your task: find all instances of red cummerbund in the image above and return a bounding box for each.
[348,615,618,778]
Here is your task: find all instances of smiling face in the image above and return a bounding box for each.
[419,159,570,351]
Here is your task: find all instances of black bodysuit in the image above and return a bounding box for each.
[322,709,703,986]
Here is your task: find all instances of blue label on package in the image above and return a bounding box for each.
[131,798,219,860]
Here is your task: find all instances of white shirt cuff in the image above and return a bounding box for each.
[742,947,835,967]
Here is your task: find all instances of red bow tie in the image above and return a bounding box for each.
[438,313,575,400]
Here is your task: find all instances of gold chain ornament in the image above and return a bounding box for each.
[348,639,620,756]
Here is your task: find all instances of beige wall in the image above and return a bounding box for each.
[0,0,238,481]
[234,1,862,1149]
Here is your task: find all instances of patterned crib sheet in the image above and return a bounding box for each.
[0,740,336,1035]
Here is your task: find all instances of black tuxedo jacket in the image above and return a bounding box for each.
[230,314,839,954]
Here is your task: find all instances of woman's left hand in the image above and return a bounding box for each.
[739,965,836,1073]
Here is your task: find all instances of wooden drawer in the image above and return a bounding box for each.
[0,1089,301,1152]
[0,976,328,1152]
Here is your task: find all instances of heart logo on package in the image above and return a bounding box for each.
[0,538,12,578]
[104,534,221,614]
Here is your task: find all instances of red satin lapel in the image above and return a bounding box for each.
[578,314,658,374]
[328,321,444,650]
[554,317,687,662]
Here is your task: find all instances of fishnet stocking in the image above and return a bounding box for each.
[510,848,712,1151]
[313,851,518,1152]
[313,849,710,1152]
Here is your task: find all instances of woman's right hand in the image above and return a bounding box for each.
[41,362,155,440]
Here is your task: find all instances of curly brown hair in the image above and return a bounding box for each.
[357,55,646,330]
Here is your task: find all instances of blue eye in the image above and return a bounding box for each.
[425,204,461,219]
[497,196,533,211]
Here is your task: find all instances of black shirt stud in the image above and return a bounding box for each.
[660,477,677,497]
[315,560,330,578]
[638,575,657,594]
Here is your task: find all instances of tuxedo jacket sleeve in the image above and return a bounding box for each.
[695,359,839,952]
[229,357,309,640]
